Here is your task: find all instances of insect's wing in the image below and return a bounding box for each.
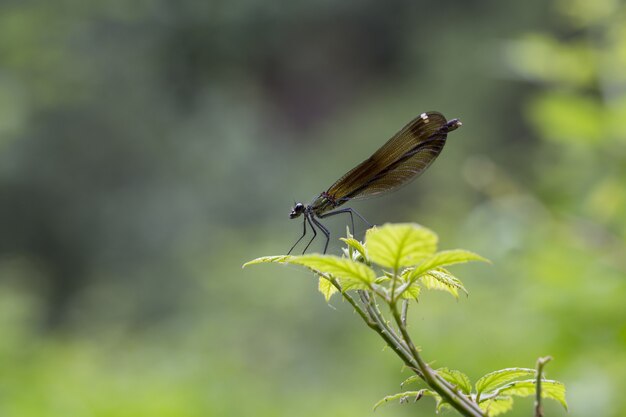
[326,112,450,202]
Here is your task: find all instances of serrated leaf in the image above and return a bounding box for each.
[543,380,568,410]
[436,400,453,413]
[290,255,376,288]
[497,379,567,410]
[406,250,490,282]
[419,269,467,298]
[242,255,293,268]
[436,368,472,394]
[373,391,420,410]
[400,282,421,300]
[340,237,368,261]
[366,223,438,270]
[340,279,371,291]
[318,277,337,302]
[374,275,390,284]
[373,389,440,411]
[400,375,422,388]
[475,368,536,395]
[478,396,514,417]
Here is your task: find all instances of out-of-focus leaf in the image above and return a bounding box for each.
[405,250,489,282]
[586,177,626,222]
[504,34,595,86]
[436,368,472,394]
[555,0,620,27]
[242,255,293,268]
[318,277,337,302]
[478,396,514,417]
[608,96,626,142]
[366,223,437,270]
[528,91,605,145]
[475,368,536,396]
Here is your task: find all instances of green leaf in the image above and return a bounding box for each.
[243,254,375,291]
[290,255,376,289]
[318,277,337,302]
[542,381,567,409]
[497,379,567,410]
[374,275,390,284]
[475,368,536,395]
[436,368,472,394]
[373,389,440,411]
[478,396,514,417]
[366,223,438,270]
[340,237,368,261]
[400,375,421,388]
[242,255,293,268]
[436,400,453,413]
[406,250,490,282]
[419,269,467,298]
[400,282,421,300]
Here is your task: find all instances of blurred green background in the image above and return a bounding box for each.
[1,0,625,416]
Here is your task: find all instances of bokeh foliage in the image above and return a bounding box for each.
[0,0,624,416]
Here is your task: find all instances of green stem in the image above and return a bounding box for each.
[390,304,485,417]
[331,279,418,375]
[390,266,399,303]
[401,299,408,327]
[330,272,483,416]
[358,291,423,378]
[534,356,552,417]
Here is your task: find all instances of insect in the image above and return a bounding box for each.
[288,111,462,254]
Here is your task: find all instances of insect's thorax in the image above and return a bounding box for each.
[310,191,341,216]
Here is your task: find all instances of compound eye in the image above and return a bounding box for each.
[295,203,305,211]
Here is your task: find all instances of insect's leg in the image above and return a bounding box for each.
[302,214,318,254]
[350,208,373,228]
[318,207,372,233]
[288,216,307,255]
[310,216,330,254]
[318,208,354,233]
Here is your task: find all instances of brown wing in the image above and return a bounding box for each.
[325,112,452,204]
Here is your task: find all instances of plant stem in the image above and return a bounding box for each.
[390,266,399,303]
[360,291,404,346]
[358,291,424,378]
[390,304,485,417]
[534,356,552,417]
[331,281,415,372]
[401,299,408,327]
[332,277,484,416]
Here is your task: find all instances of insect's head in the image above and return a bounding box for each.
[290,202,306,219]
